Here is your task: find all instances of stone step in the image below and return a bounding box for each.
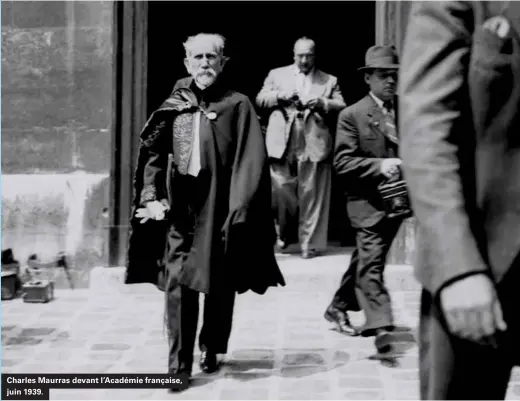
[89,258,420,295]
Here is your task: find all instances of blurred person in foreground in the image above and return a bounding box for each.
[125,33,285,390]
[399,1,520,399]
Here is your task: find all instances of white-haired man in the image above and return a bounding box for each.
[256,37,346,259]
[126,33,285,389]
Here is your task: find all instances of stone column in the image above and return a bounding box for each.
[108,1,148,267]
[376,1,416,265]
[375,1,412,52]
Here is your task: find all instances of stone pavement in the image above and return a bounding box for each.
[2,248,520,400]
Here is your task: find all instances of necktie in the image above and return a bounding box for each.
[382,101,398,144]
[383,100,394,116]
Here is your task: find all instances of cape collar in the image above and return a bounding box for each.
[157,77,228,113]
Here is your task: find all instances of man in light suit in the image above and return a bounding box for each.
[256,37,346,258]
[324,45,404,351]
[399,1,520,399]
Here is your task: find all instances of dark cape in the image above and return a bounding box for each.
[125,77,286,295]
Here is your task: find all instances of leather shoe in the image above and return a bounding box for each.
[324,306,359,336]
[302,249,319,259]
[168,370,190,393]
[374,329,394,354]
[199,351,218,374]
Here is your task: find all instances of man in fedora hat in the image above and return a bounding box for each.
[324,45,405,353]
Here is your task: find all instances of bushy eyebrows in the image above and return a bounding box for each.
[190,51,218,58]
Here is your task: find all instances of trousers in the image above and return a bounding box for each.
[331,217,402,332]
[270,115,331,251]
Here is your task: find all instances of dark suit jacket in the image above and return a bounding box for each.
[399,1,520,297]
[334,94,399,228]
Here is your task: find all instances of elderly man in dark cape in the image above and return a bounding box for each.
[125,33,285,385]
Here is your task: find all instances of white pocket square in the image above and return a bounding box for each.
[483,16,510,38]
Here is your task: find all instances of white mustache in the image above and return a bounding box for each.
[198,69,216,77]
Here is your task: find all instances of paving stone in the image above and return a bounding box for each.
[223,371,274,381]
[6,337,46,347]
[51,389,104,399]
[219,388,270,400]
[336,361,377,375]
[87,352,125,362]
[90,343,132,351]
[19,327,56,336]
[48,340,86,348]
[63,330,100,339]
[15,364,61,373]
[143,337,168,347]
[394,386,421,400]
[226,359,276,372]
[392,356,418,370]
[281,351,327,366]
[231,349,276,360]
[284,331,327,343]
[338,376,384,389]
[279,378,330,393]
[280,365,329,378]
[96,388,158,400]
[102,327,145,335]
[342,390,385,400]
[1,359,24,367]
[278,391,333,400]
[4,250,520,400]
[34,350,74,362]
[68,364,114,373]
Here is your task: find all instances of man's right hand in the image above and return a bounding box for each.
[440,273,507,345]
[135,200,169,224]
[277,90,299,103]
[380,158,402,179]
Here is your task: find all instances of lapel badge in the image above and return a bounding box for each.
[206,111,217,121]
[178,102,191,111]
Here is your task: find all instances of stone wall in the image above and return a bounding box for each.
[1,2,114,288]
[2,1,113,173]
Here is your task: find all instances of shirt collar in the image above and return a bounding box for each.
[294,65,315,77]
[369,91,385,109]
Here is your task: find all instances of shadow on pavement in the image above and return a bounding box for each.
[189,347,354,388]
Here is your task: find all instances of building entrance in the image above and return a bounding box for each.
[146,1,376,245]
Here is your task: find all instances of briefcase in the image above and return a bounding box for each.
[378,179,413,219]
[22,280,54,303]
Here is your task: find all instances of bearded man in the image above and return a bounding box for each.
[125,33,285,389]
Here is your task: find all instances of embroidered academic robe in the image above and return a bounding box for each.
[125,77,286,295]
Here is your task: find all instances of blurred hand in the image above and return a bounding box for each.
[380,158,402,179]
[135,200,169,224]
[277,90,299,103]
[306,97,325,110]
[440,274,507,344]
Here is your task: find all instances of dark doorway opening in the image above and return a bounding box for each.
[146,1,376,246]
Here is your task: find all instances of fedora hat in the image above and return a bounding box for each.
[358,45,399,71]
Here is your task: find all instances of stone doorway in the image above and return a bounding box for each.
[145,1,377,246]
